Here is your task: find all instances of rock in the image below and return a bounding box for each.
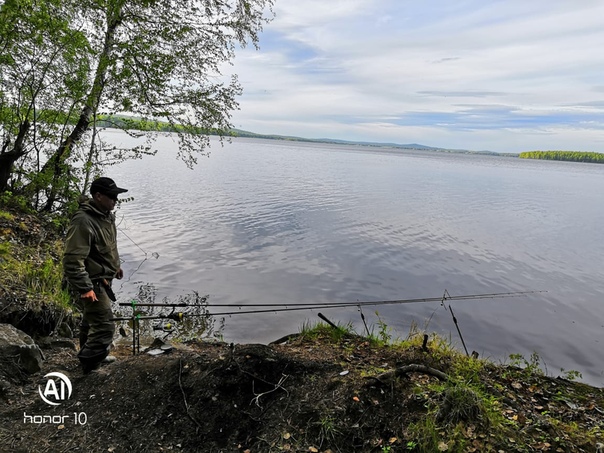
[0,323,44,374]
[58,322,73,338]
[0,379,11,396]
[36,336,77,351]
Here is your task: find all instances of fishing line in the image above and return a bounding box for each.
[115,290,544,320]
[116,225,160,286]
[168,290,542,309]
[118,227,148,256]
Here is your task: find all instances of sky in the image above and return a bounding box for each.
[227,0,604,153]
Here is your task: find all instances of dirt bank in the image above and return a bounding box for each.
[1,329,603,453]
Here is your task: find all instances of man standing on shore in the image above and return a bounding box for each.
[63,177,128,374]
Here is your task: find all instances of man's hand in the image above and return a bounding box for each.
[81,290,98,302]
[115,268,124,280]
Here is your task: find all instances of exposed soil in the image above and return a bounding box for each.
[0,331,603,453]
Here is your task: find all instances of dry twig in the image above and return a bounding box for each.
[250,374,289,408]
[178,358,202,430]
[366,363,449,385]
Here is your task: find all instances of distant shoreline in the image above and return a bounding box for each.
[230,128,517,157]
[99,116,604,161]
[95,115,514,156]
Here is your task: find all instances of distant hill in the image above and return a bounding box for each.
[230,129,512,157]
[95,116,513,156]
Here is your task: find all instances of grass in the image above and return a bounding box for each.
[295,319,604,453]
[0,241,11,258]
[299,319,356,343]
[0,210,15,221]
[0,237,71,310]
[436,381,483,426]
[0,211,74,338]
[508,351,545,376]
[366,310,394,345]
[316,414,341,445]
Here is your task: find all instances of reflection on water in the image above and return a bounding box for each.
[106,130,604,386]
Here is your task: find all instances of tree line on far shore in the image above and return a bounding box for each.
[519,151,604,163]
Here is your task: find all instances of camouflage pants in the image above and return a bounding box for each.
[77,282,115,369]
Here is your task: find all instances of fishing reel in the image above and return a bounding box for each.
[152,312,184,337]
[152,321,176,333]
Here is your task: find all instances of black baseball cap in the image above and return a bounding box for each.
[90,177,128,197]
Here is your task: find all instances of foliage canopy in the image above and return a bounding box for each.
[519,150,604,163]
[0,0,274,214]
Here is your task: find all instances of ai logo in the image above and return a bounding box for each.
[38,372,72,406]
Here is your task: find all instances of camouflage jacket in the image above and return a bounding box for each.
[63,200,121,293]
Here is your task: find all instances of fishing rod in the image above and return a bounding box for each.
[119,290,541,309]
[113,290,544,321]
[115,289,544,355]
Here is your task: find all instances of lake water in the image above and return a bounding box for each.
[105,130,604,386]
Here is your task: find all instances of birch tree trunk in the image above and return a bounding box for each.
[40,2,124,212]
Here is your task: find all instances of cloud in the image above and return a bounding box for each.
[227,0,604,153]
[432,57,462,64]
[565,100,604,108]
[418,91,508,98]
